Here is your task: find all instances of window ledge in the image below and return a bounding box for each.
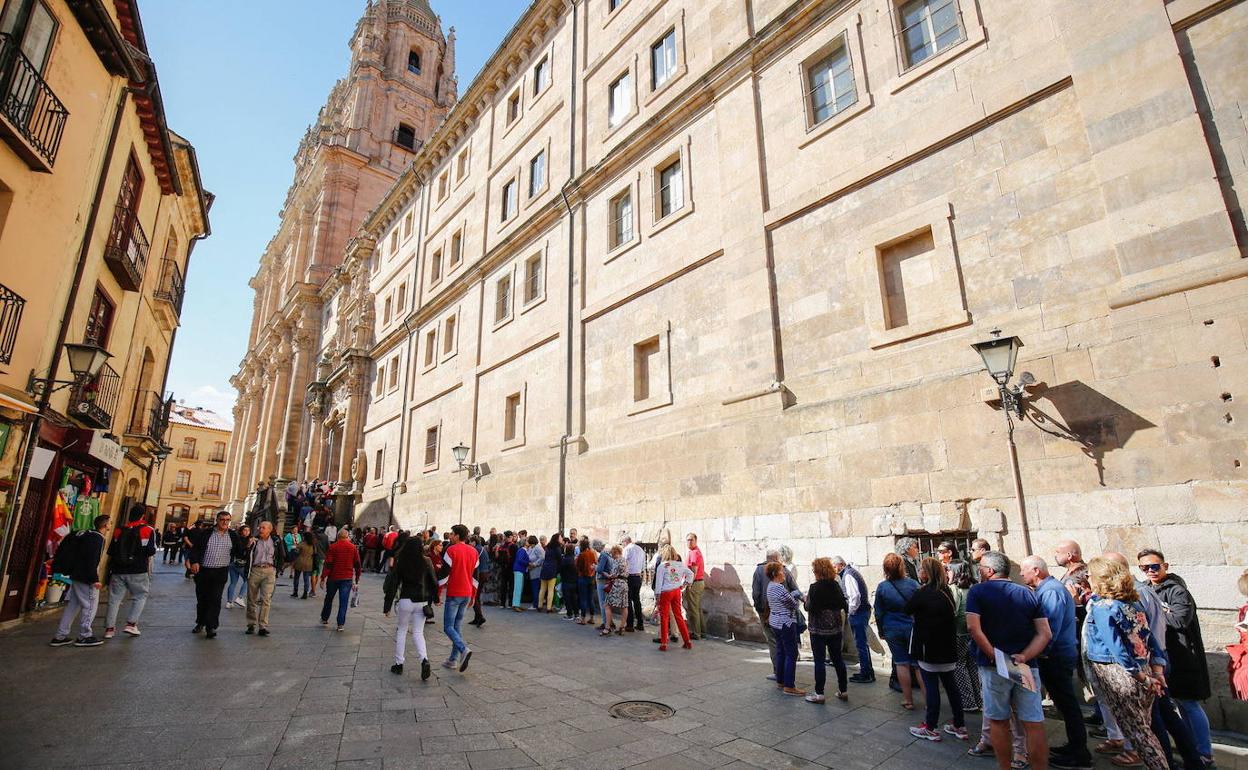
[492,313,514,333]
[502,435,526,452]
[647,200,694,239]
[603,107,638,144]
[799,92,874,150]
[889,20,986,95]
[604,235,642,265]
[519,292,547,316]
[643,65,686,109]
[868,308,971,349]
[627,392,673,416]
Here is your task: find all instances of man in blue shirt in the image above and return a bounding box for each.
[1022,556,1088,769]
[967,551,1052,770]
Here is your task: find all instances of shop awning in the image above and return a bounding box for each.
[0,385,38,415]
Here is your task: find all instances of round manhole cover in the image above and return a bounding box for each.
[608,700,675,722]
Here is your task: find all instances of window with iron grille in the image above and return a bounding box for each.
[83,287,114,348]
[894,530,978,562]
[897,0,964,69]
[807,38,857,125]
[524,254,543,304]
[495,273,513,324]
[0,282,25,365]
[657,158,684,219]
[610,190,633,249]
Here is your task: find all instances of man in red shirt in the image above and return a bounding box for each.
[439,524,479,672]
[380,526,399,573]
[684,533,707,640]
[320,530,361,631]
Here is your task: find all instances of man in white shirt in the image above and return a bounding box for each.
[832,556,876,684]
[621,536,647,632]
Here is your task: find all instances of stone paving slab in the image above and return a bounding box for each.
[2,561,1245,769]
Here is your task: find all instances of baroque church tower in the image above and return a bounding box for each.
[226,1,455,511]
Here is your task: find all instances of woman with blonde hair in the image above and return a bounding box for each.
[601,545,628,636]
[1083,556,1167,769]
[653,543,694,651]
[803,557,848,703]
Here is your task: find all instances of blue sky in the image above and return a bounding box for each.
[143,0,531,420]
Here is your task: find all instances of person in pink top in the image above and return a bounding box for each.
[438,524,479,672]
[684,533,707,640]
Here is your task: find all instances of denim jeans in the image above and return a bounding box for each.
[772,623,799,687]
[596,580,608,622]
[848,609,873,676]
[444,595,470,660]
[320,578,353,626]
[1177,699,1212,758]
[811,632,848,695]
[577,576,594,617]
[291,570,310,595]
[226,563,246,604]
[530,576,541,608]
[919,667,965,732]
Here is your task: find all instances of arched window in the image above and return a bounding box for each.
[395,123,416,151]
[408,50,421,75]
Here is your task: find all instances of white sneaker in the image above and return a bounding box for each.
[234,598,247,608]
[224,601,233,610]
[805,693,826,703]
[123,623,141,636]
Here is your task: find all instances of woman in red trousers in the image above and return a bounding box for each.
[653,544,694,651]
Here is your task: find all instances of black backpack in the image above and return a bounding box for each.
[111,526,144,570]
[51,531,85,575]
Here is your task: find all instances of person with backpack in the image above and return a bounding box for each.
[103,503,158,639]
[50,514,110,648]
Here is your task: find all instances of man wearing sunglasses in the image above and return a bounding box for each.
[1138,549,1215,768]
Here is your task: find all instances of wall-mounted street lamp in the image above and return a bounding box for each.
[27,342,113,396]
[970,329,1035,554]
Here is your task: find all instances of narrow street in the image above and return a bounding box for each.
[0,563,1242,770]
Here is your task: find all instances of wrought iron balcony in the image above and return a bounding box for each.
[201,486,222,498]
[208,449,226,464]
[68,362,120,430]
[127,390,170,444]
[153,258,185,318]
[177,447,199,460]
[103,203,149,291]
[0,282,24,365]
[0,33,68,171]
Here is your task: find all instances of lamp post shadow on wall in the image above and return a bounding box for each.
[451,443,488,526]
[971,329,1035,555]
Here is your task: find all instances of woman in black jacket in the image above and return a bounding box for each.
[383,536,437,680]
[804,557,849,703]
[903,556,967,743]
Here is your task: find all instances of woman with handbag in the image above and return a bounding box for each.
[804,557,849,703]
[905,557,967,742]
[874,553,925,710]
[383,535,437,681]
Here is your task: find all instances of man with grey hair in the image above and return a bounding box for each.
[620,536,647,632]
[832,556,875,683]
[1020,556,1087,768]
[245,520,286,637]
[751,549,797,679]
[967,552,1052,770]
[895,537,920,581]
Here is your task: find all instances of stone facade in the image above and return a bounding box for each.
[226,0,456,512]
[153,404,233,531]
[255,0,1248,725]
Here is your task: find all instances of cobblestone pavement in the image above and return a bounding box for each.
[1,562,1244,769]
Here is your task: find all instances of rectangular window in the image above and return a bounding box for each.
[180,437,197,459]
[609,0,623,10]
[658,158,684,219]
[430,249,443,284]
[438,171,449,201]
[879,226,938,330]
[504,392,521,442]
[610,190,634,249]
[507,91,521,124]
[374,449,384,479]
[206,473,221,495]
[450,231,463,266]
[388,355,400,389]
[403,212,413,239]
[501,179,518,221]
[390,230,399,253]
[397,282,407,310]
[408,50,421,75]
[175,470,191,492]
[495,274,512,324]
[383,296,392,325]
[529,149,546,198]
[83,287,115,348]
[424,328,437,367]
[533,55,550,95]
[211,442,226,462]
[524,254,542,304]
[898,0,964,69]
[424,426,439,466]
[375,362,385,396]
[608,72,631,128]
[456,148,470,180]
[807,40,857,125]
[651,29,677,90]
[443,315,456,355]
[3,0,58,74]
[633,337,661,402]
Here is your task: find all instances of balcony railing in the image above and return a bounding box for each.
[153,259,185,318]
[0,33,68,170]
[103,203,149,291]
[0,282,24,365]
[127,390,169,443]
[208,450,226,464]
[68,362,120,430]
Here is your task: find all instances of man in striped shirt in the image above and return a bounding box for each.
[186,511,242,639]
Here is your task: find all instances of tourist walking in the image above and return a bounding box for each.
[320,529,361,631]
[966,551,1053,770]
[310,527,328,596]
[225,524,251,610]
[905,556,967,742]
[1138,548,1214,766]
[244,521,285,636]
[185,510,242,639]
[621,536,647,632]
[752,549,797,678]
[834,556,876,684]
[875,553,923,709]
[804,557,848,704]
[1020,556,1089,769]
[653,544,694,651]
[383,535,437,680]
[511,535,533,610]
[103,503,157,639]
[766,561,805,696]
[1083,557,1168,770]
[290,531,314,598]
[439,524,478,671]
[49,514,110,648]
[161,522,180,564]
[684,533,707,640]
[601,545,628,636]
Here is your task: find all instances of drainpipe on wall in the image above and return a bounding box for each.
[556,0,580,534]
[391,315,417,527]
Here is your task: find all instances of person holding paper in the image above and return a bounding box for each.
[966,551,1053,770]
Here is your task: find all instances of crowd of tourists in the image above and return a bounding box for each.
[44,502,1241,770]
